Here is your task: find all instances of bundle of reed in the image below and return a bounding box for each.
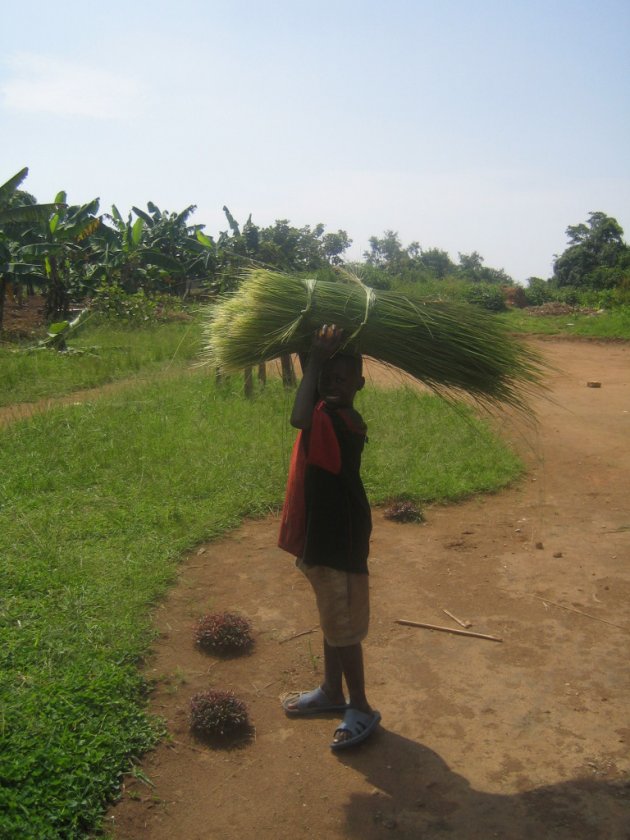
[202,268,545,408]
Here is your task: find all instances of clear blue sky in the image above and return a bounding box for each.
[1,0,628,282]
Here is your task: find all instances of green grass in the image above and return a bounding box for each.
[0,317,203,407]
[358,388,523,502]
[0,372,522,837]
[498,306,630,339]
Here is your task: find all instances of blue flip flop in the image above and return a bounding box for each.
[330,708,381,750]
[282,687,348,717]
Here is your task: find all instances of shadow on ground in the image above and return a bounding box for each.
[338,729,630,840]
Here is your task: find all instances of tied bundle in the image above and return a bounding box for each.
[202,268,546,409]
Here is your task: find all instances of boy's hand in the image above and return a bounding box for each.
[291,325,344,428]
[311,324,345,361]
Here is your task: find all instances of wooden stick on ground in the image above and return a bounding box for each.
[530,595,629,632]
[442,608,472,629]
[496,587,630,633]
[279,625,319,644]
[396,618,503,643]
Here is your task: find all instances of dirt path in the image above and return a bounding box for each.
[106,339,629,840]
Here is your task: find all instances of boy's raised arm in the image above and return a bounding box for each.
[290,325,344,429]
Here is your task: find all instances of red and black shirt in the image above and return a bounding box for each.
[278,401,371,574]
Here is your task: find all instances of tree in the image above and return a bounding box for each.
[256,220,327,271]
[131,202,207,295]
[553,211,628,289]
[419,247,454,279]
[364,230,401,269]
[322,230,352,265]
[0,168,64,328]
[213,207,260,290]
[95,206,154,292]
[91,202,218,299]
[458,251,485,279]
[217,209,351,278]
[363,231,419,274]
[20,193,101,319]
[458,251,512,285]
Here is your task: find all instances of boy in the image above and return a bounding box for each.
[278,324,381,750]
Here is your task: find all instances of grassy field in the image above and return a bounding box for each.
[0,317,203,407]
[498,305,630,339]
[2,304,628,411]
[0,356,524,837]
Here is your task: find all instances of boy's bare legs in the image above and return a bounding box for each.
[293,638,364,709]
[284,637,375,742]
[328,641,373,713]
[283,636,345,713]
[325,639,374,744]
[321,638,345,705]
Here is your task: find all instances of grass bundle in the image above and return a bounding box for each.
[202,268,546,408]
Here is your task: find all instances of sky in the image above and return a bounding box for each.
[1,0,629,283]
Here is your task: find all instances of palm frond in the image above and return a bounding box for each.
[0,168,29,203]
[0,203,63,226]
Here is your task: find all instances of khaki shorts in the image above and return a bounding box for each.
[297,559,369,647]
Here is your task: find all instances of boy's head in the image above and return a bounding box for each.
[318,353,365,409]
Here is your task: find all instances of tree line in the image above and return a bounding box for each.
[1,167,628,330]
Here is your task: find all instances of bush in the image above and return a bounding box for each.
[352,264,392,290]
[91,283,188,324]
[189,690,251,739]
[504,285,529,308]
[195,612,254,654]
[578,284,630,309]
[523,277,553,306]
[463,282,507,312]
[553,286,582,306]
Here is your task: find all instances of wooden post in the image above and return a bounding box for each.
[257,362,267,387]
[280,353,296,389]
[243,366,254,399]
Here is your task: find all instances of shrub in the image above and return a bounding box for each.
[554,286,581,306]
[576,286,630,309]
[463,282,507,312]
[504,285,528,308]
[91,283,189,324]
[189,690,251,739]
[523,277,553,306]
[195,612,254,654]
[91,283,158,322]
[351,264,392,290]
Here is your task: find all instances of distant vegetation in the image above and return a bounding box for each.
[1,167,629,335]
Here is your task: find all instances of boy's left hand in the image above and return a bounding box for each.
[311,324,345,360]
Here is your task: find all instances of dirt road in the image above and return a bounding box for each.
[107,338,629,840]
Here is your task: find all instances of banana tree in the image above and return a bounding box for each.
[130,202,212,296]
[19,192,101,320]
[94,205,184,293]
[0,168,63,329]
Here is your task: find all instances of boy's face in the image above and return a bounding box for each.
[318,356,364,409]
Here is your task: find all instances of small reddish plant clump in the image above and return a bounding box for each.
[189,690,250,739]
[195,612,254,655]
[383,500,424,523]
